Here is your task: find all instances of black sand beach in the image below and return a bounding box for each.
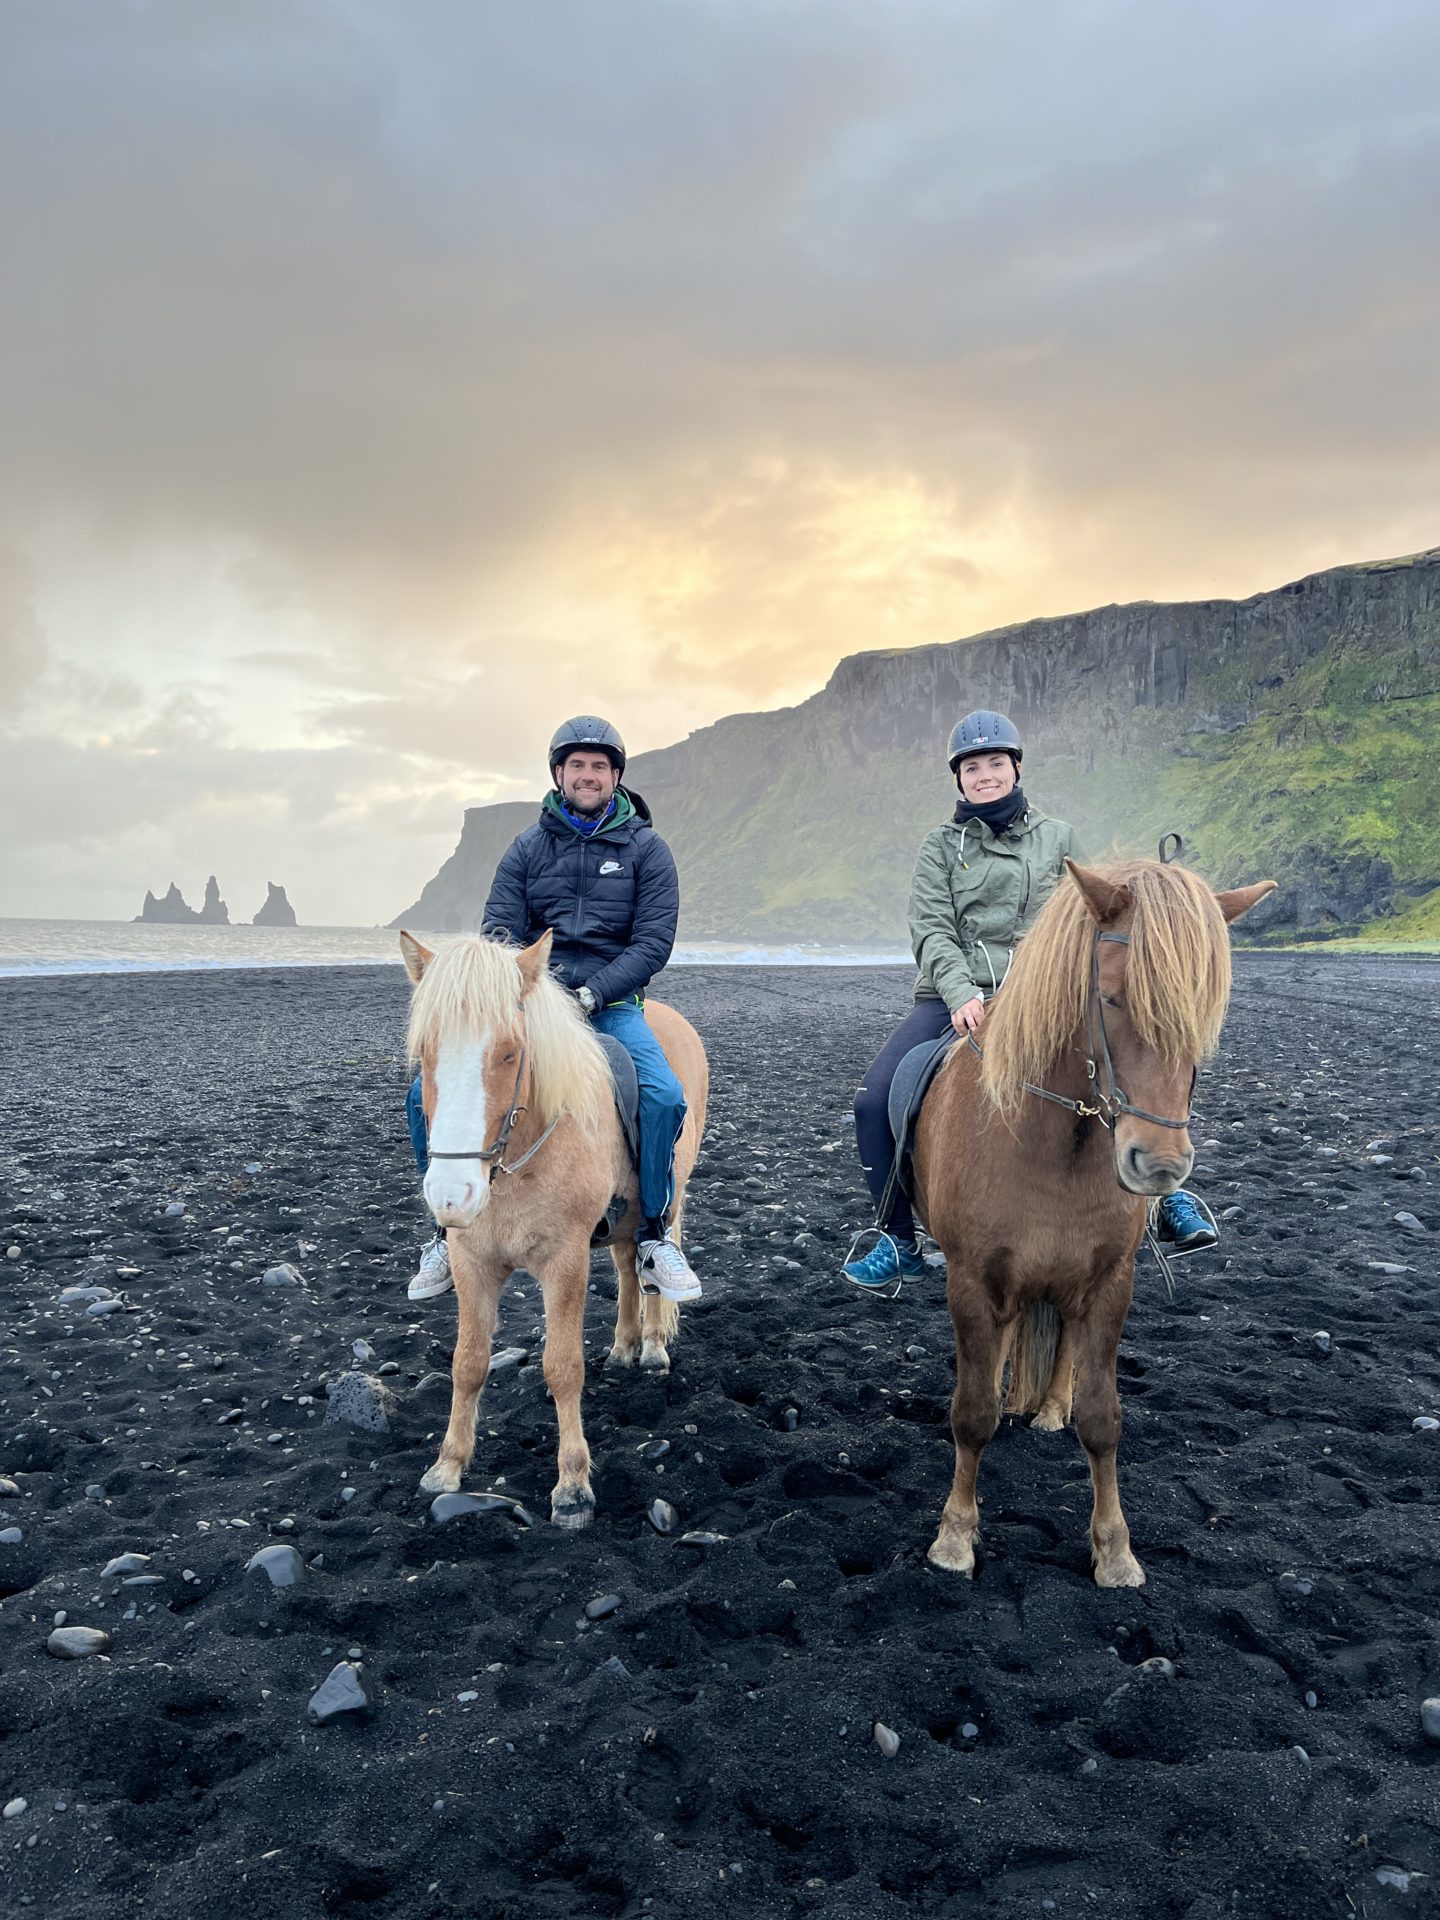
[2,955,1438,1919]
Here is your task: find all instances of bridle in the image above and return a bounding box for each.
[424,1016,560,1184]
[968,927,1195,1134]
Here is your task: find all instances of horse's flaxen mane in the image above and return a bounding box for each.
[406,936,609,1132]
[981,859,1232,1117]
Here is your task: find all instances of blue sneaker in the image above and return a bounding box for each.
[1154,1190,1218,1253]
[842,1235,926,1292]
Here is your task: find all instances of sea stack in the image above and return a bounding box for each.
[135,882,198,924]
[197,875,230,925]
[252,882,298,927]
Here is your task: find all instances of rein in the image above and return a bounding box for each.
[424,1029,560,1184]
[967,930,1195,1134]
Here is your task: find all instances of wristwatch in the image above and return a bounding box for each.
[576,986,598,1016]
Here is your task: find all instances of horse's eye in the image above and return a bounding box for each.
[501,1051,518,1064]
[1102,994,1123,1010]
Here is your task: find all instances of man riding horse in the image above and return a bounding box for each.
[405,715,702,1306]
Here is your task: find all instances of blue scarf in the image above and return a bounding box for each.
[557,794,618,837]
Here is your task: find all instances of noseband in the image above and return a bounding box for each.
[424,1018,560,1183]
[968,928,1195,1133]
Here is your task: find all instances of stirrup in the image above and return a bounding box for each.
[842,1228,907,1300]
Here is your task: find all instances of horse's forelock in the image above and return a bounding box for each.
[405,935,608,1132]
[981,859,1232,1116]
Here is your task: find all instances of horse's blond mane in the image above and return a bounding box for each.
[406,936,609,1133]
[981,859,1232,1117]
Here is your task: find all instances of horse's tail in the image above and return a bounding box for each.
[1006,1300,1062,1416]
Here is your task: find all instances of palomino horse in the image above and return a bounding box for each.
[400,929,708,1526]
[912,858,1273,1586]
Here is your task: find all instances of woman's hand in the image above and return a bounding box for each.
[951,997,986,1035]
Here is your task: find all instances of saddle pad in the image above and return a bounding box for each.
[887,1035,957,1149]
[594,1032,641,1168]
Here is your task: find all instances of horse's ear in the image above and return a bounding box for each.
[1065,859,1132,925]
[1215,879,1277,924]
[399,931,434,983]
[517,930,553,997]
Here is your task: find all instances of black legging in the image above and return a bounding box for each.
[853,997,955,1240]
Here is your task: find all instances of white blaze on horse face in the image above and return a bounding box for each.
[422,1035,493,1226]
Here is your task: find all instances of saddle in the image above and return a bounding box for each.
[877,1035,956,1226]
[591,1033,641,1245]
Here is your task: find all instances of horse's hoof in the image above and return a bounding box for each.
[551,1491,596,1530]
[1030,1404,1069,1434]
[419,1461,461,1495]
[1094,1552,1146,1589]
[606,1343,639,1369]
[926,1533,976,1577]
[639,1342,671,1373]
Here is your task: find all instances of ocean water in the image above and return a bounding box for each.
[0,919,909,979]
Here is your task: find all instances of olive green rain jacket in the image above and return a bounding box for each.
[909,807,1083,1008]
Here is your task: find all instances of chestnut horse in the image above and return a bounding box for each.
[913,858,1273,1586]
[400,929,708,1526]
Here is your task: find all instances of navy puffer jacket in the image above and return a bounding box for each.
[482,789,679,1005]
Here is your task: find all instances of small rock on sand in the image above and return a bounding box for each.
[1421,1698,1440,1744]
[1394,1212,1427,1235]
[323,1372,395,1434]
[100,1553,151,1578]
[873,1722,901,1758]
[246,1544,306,1588]
[47,1627,112,1659]
[429,1492,519,1524]
[307,1661,372,1725]
[262,1263,304,1288]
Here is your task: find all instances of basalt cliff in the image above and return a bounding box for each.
[391,549,1440,944]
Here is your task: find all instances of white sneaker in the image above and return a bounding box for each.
[637,1233,703,1303]
[407,1233,453,1301]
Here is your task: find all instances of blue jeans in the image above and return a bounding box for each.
[592,1002,687,1234]
[405,1075,428,1179]
[404,1001,686,1233]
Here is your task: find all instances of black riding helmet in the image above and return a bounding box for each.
[548,715,627,779]
[947,709,1023,773]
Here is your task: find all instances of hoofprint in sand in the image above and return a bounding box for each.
[0,954,1437,1919]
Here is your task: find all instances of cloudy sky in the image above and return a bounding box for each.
[3,0,1438,923]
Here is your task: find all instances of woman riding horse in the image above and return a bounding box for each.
[844,709,1217,1290]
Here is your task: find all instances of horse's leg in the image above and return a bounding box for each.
[640,1189,683,1371]
[992,1319,1017,1403]
[1072,1292,1145,1588]
[1031,1321,1076,1433]
[928,1300,1003,1577]
[419,1239,504,1495]
[540,1238,596,1528]
[640,1288,679,1373]
[607,1236,643,1368]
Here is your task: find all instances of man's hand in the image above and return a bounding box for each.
[951,996,986,1036]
